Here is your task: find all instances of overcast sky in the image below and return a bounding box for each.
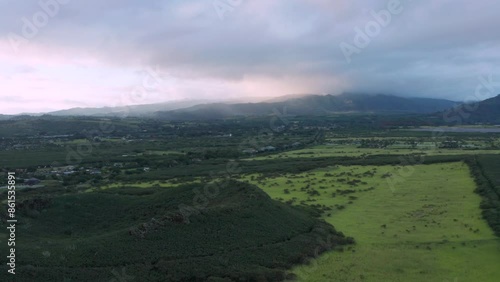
[1,0,499,114]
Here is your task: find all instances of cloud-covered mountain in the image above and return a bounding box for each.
[46,100,216,117]
[1,1,499,114]
[441,94,500,124]
[153,93,458,120]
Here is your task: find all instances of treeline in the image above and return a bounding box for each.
[467,156,500,236]
[358,138,396,148]
[116,154,471,182]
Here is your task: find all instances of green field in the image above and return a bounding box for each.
[95,179,200,191]
[248,145,500,160]
[239,162,500,281]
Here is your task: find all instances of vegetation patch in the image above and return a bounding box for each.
[468,155,500,236]
[0,180,353,281]
[240,163,500,281]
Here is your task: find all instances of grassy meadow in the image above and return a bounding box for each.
[239,162,500,281]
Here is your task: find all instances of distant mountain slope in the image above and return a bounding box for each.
[263,93,318,103]
[47,100,215,117]
[438,94,500,124]
[0,114,13,120]
[154,93,458,120]
[19,93,460,119]
[464,94,500,124]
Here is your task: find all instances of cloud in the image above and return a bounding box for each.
[0,0,499,114]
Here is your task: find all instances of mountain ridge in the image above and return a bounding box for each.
[440,94,500,124]
[153,93,458,120]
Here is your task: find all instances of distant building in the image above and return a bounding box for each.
[25,178,41,186]
[259,146,276,152]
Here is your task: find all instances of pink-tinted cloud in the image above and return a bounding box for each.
[0,0,499,114]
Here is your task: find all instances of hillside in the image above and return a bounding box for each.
[0,114,13,121]
[0,180,353,281]
[46,100,216,117]
[447,94,500,124]
[5,94,458,120]
[154,93,457,120]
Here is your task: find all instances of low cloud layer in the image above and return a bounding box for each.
[1,0,499,114]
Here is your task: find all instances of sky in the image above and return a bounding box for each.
[1,0,499,114]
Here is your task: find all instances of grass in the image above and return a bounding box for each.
[239,162,500,281]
